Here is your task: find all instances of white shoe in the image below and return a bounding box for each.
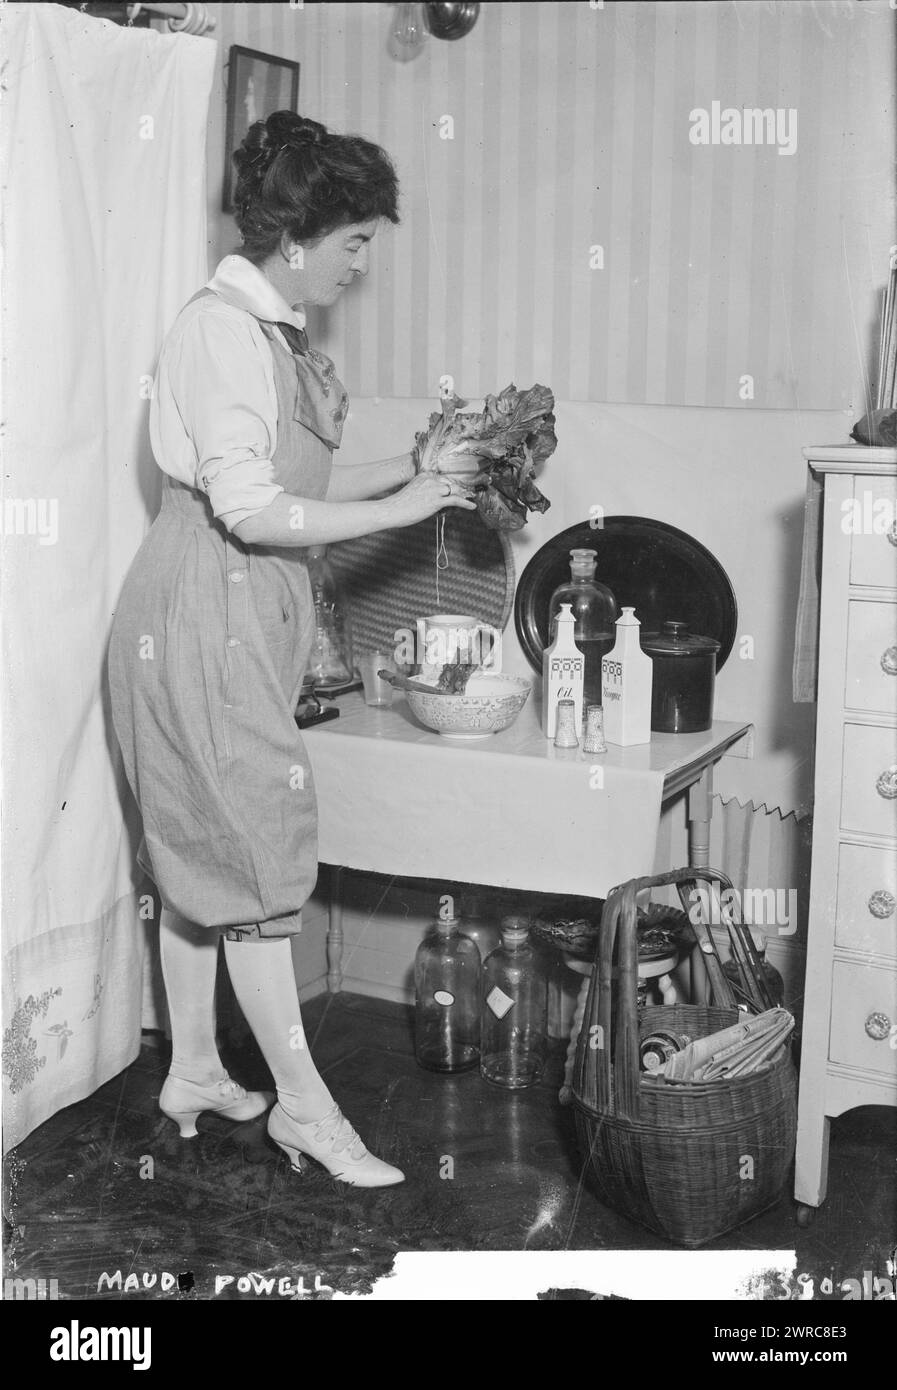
[268,1102,405,1187]
[160,1072,272,1138]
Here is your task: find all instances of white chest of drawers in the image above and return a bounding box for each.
[795,446,897,1220]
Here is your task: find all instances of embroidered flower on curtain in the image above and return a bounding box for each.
[2,988,63,1094]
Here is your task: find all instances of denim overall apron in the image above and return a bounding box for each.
[109,295,348,937]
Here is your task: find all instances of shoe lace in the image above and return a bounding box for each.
[215,1075,246,1101]
[312,1105,367,1160]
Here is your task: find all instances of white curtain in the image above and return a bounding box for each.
[1,4,216,1149]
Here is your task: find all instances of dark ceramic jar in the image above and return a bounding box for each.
[640,620,720,733]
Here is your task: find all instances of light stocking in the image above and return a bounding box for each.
[222,936,335,1123]
[159,906,225,1085]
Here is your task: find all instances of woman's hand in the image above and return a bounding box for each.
[384,472,477,528]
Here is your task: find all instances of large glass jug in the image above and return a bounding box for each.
[547,548,619,708]
[305,545,354,687]
[480,917,547,1089]
[414,912,482,1072]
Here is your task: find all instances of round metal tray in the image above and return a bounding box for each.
[514,515,738,674]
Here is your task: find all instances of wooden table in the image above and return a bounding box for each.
[302,691,753,993]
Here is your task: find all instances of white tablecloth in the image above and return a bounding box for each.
[303,692,751,898]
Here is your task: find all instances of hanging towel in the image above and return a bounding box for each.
[792,466,824,702]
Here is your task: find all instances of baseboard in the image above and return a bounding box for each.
[337,978,414,1007]
[297,973,328,1003]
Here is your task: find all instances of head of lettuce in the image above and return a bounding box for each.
[411,383,557,532]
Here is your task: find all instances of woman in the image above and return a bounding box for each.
[108,111,474,1188]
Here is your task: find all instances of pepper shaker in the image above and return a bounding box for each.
[583,704,607,753]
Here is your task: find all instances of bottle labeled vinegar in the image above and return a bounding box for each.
[601,606,652,746]
[480,918,547,1089]
[414,908,481,1072]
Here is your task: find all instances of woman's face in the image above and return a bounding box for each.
[286,219,379,307]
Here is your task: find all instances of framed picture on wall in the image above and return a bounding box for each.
[223,46,300,213]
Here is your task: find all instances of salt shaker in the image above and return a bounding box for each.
[554,699,580,748]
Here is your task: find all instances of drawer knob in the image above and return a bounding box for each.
[883,647,897,677]
[888,520,897,548]
[864,1012,891,1041]
[875,766,897,799]
[868,889,896,918]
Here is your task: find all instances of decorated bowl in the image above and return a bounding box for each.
[405,672,532,739]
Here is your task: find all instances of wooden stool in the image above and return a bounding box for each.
[559,950,681,1105]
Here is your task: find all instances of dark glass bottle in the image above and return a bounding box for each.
[458,890,502,961]
[722,931,786,1007]
[480,917,548,1089]
[547,548,619,708]
[414,913,482,1072]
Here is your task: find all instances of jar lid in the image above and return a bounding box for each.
[640,619,721,657]
[500,914,530,943]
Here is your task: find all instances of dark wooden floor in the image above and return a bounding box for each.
[5,992,895,1300]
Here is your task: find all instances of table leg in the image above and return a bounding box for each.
[327,865,344,995]
[686,767,715,1003]
[795,1111,831,1213]
[560,974,591,1105]
[658,971,678,1006]
[676,948,693,1003]
[688,764,713,868]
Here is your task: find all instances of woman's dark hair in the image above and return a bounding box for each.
[232,111,400,260]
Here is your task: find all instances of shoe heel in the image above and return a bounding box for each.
[161,1107,201,1139]
[272,1138,310,1175]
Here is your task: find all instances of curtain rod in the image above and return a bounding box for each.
[126,3,216,34]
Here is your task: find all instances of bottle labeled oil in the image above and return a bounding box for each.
[414,908,481,1072]
[542,603,584,739]
[480,917,547,1089]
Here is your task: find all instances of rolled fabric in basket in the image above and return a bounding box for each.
[660,1015,774,1080]
[661,1007,793,1082]
[701,1016,795,1080]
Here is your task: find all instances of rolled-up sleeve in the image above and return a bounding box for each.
[168,308,284,531]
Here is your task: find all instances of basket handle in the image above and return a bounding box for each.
[572,887,620,1113]
[601,867,737,1119]
[608,865,738,1010]
[607,864,736,901]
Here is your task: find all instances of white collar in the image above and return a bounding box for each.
[206,255,306,331]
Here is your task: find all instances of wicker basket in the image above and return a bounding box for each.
[571,868,797,1248]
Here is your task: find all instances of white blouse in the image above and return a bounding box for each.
[149,255,309,531]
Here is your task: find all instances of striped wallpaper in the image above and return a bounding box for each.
[204,1,895,410]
